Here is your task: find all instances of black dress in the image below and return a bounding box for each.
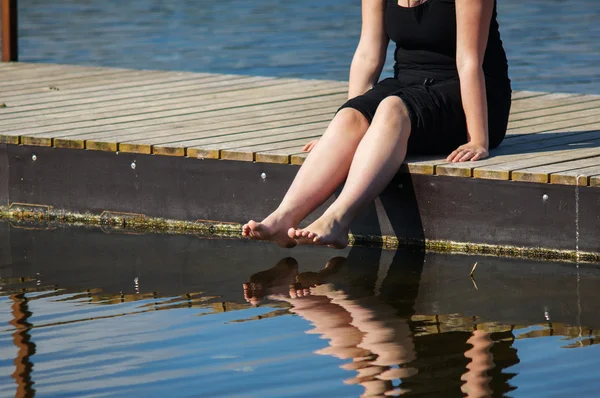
[338,0,512,154]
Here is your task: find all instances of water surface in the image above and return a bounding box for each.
[1,224,600,397]
[7,0,600,94]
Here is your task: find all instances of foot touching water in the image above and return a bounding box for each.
[242,213,297,248]
[288,215,349,249]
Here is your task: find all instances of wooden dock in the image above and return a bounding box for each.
[0,62,599,259]
[1,62,599,186]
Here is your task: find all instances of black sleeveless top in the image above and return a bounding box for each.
[385,0,510,83]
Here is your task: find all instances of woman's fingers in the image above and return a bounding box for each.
[470,152,484,161]
[446,149,460,161]
[458,150,475,162]
[448,143,489,162]
[302,139,318,152]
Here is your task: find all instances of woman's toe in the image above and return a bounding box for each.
[287,228,297,239]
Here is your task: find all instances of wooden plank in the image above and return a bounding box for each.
[590,175,600,187]
[0,63,119,81]
[403,155,442,175]
[506,107,600,131]
[21,136,52,147]
[506,113,600,138]
[48,87,344,146]
[473,145,600,181]
[0,74,262,114]
[510,91,548,100]
[0,63,210,85]
[219,134,324,162]
[255,148,306,164]
[433,126,600,178]
[503,118,600,148]
[164,115,331,149]
[405,122,600,178]
[0,69,182,98]
[0,134,19,145]
[509,99,600,123]
[185,118,330,151]
[0,68,135,89]
[509,93,586,114]
[1,80,340,135]
[76,93,343,148]
[3,74,339,108]
[511,156,600,184]
[0,62,111,73]
[0,63,208,84]
[550,164,600,186]
[149,104,337,156]
[0,75,279,126]
[290,153,308,165]
[0,71,218,103]
[105,102,336,146]
[92,116,330,155]
[187,125,327,159]
[511,94,599,114]
[0,69,159,93]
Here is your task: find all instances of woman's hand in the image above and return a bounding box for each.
[446,142,489,162]
[302,139,319,152]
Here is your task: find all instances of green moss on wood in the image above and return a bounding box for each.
[1,205,598,264]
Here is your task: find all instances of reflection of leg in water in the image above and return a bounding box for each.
[271,285,370,361]
[242,257,299,306]
[330,248,420,395]
[267,247,424,397]
[461,330,494,398]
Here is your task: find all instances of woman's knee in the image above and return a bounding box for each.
[332,107,370,132]
[373,96,411,131]
[376,96,409,118]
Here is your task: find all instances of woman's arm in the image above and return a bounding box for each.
[446,0,494,162]
[348,0,389,99]
[303,0,388,152]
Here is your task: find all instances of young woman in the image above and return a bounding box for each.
[242,0,511,249]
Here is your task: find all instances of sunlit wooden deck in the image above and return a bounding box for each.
[1,62,599,186]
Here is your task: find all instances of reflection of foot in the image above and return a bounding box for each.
[243,257,299,306]
[242,212,297,248]
[295,256,347,288]
[288,216,349,249]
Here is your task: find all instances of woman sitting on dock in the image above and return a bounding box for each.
[243,0,511,248]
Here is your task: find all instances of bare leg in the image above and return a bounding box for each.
[292,96,411,248]
[242,108,369,247]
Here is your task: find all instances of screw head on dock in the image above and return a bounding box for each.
[261,173,266,180]
[31,154,37,161]
[542,194,549,202]
[131,162,137,170]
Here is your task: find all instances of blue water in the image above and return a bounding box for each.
[1,225,600,397]
[9,0,600,94]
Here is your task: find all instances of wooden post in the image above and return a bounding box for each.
[1,0,18,62]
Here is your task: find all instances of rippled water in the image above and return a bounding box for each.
[1,224,600,397]
[5,0,599,94]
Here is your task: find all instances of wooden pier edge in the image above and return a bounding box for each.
[1,143,598,262]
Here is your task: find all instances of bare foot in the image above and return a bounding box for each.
[242,213,297,248]
[288,216,349,249]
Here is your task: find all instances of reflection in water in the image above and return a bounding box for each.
[10,293,36,398]
[2,229,600,397]
[245,248,523,397]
